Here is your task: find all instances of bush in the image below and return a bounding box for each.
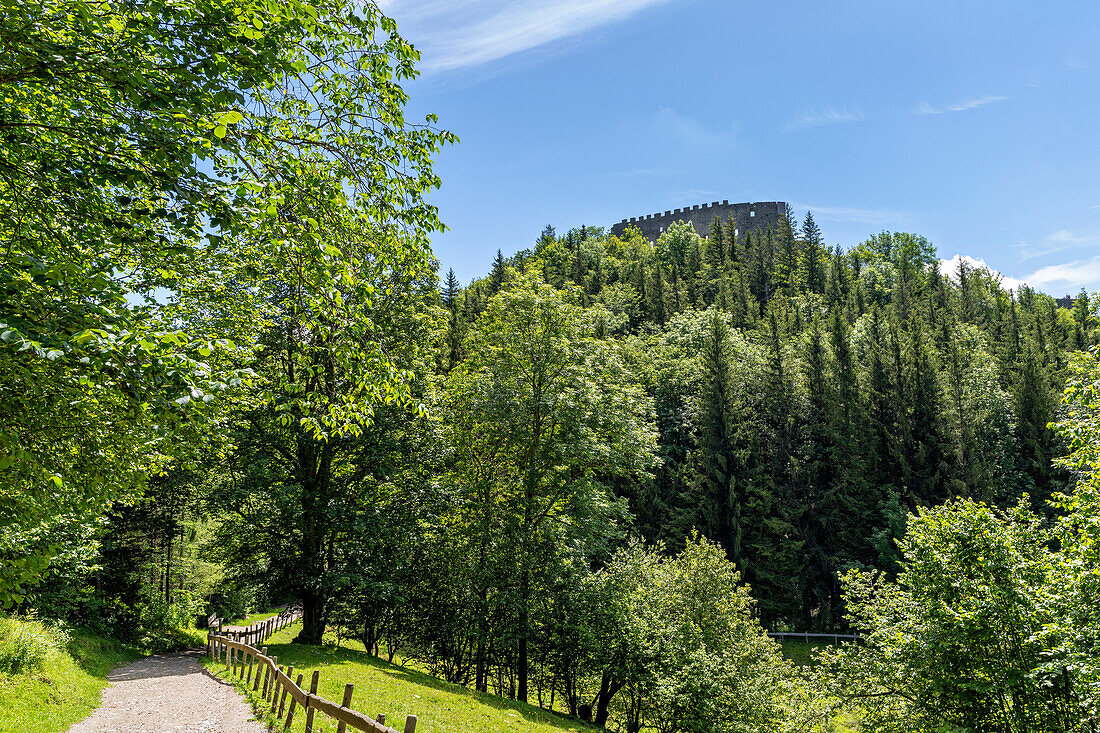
[819,498,1086,732]
[0,616,69,675]
[132,591,206,653]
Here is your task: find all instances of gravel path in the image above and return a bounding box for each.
[67,650,268,733]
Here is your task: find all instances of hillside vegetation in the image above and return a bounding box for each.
[0,618,138,733]
[6,0,1100,730]
[207,621,604,733]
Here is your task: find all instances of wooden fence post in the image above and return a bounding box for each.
[278,666,293,718]
[271,664,283,714]
[265,655,276,700]
[246,649,254,684]
[285,672,304,729]
[305,669,319,732]
[404,715,418,733]
[254,647,266,692]
[376,714,385,726]
[335,684,354,733]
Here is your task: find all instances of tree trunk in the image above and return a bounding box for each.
[296,589,326,644]
[292,436,331,645]
[517,568,529,703]
[592,671,622,727]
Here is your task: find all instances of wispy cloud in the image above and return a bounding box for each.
[1011,229,1097,260]
[378,0,675,74]
[784,93,1007,133]
[652,106,736,148]
[913,95,1009,115]
[782,105,864,132]
[790,202,910,226]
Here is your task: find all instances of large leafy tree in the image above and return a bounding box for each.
[820,499,1084,732]
[0,0,454,604]
[442,271,657,701]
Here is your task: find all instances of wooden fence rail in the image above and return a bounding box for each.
[207,604,303,649]
[767,631,862,643]
[207,607,419,733]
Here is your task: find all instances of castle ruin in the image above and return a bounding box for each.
[609,200,786,242]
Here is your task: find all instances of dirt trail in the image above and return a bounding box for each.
[66,649,267,733]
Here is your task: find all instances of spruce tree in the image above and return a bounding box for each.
[1013,336,1060,505]
[775,209,799,293]
[683,311,748,571]
[801,213,824,295]
[708,215,725,269]
[489,249,507,293]
[442,267,461,311]
[1072,289,1092,348]
[725,216,739,264]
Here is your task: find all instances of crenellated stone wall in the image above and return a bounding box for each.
[609,200,785,242]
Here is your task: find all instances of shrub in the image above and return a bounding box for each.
[818,498,1086,732]
[0,616,69,675]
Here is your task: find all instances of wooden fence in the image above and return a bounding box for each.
[207,604,302,647]
[207,608,418,733]
[767,631,861,644]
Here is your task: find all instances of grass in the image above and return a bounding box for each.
[0,624,140,733]
[227,607,284,626]
[205,621,600,733]
[779,638,837,667]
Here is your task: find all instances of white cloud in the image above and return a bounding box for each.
[784,94,1006,133]
[939,254,1027,292]
[782,105,864,132]
[1021,256,1100,294]
[913,95,1008,115]
[941,253,1100,295]
[378,0,675,74]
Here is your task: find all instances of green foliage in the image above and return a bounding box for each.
[819,499,1085,731]
[207,621,604,733]
[0,628,138,733]
[0,616,69,674]
[1,0,454,604]
[1051,346,1100,720]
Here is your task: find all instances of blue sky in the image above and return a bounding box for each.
[382,0,1100,295]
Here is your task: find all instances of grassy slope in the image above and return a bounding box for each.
[227,608,284,626]
[205,621,599,733]
[779,639,836,667]
[0,632,140,733]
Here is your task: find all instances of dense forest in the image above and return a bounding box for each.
[19,209,1100,727]
[5,1,1100,731]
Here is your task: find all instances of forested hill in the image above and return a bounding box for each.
[441,211,1097,630]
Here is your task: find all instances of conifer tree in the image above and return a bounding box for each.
[1013,337,1060,504]
[725,216,739,264]
[684,311,748,570]
[774,210,800,293]
[442,267,461,311]
[1072,290,1092,348]
[801,213,824,295]
[490,249,507,293]
[536,224,557,251]
[708,215,725,269]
